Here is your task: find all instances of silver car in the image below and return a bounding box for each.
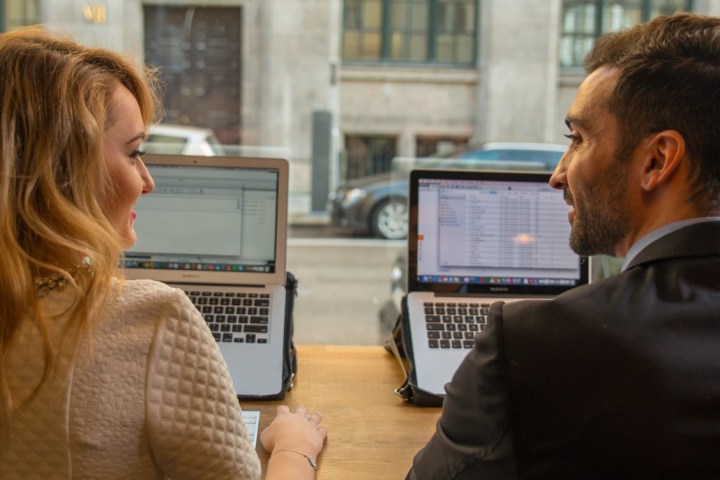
[143,124,225,156]
[329,142,569,240]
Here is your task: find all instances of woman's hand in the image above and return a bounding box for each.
[260,405,327,459]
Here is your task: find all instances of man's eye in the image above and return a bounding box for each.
[563,133,581,143]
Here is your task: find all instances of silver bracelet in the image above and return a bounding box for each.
[272,449,318,471]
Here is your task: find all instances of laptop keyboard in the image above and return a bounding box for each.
[424,301,489,349]
[184,290,272,344]
[242,410,260,447]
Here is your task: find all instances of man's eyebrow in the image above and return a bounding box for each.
[565,115,586,131]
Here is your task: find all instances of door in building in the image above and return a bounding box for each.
[144,5,242,145]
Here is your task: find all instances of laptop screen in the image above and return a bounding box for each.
[408,169,588,295]
[124,154,288,286]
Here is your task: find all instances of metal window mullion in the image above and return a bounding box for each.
[427,0,438,62]
[403,0,411,61]
[381,0,393,60]
[596,0,605,38]
[641,0,651,21]
[360,0,370,60]
[472,0,479,65]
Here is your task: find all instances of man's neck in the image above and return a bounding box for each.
[614,193,711,257]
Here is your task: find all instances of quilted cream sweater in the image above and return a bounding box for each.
[1,279,261,479]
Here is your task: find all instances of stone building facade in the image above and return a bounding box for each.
[27,0,720,212]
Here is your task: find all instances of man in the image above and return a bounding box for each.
[407,13,720,479]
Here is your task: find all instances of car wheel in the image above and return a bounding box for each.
[370,198,408,239]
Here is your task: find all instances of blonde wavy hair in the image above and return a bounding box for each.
[0,27,162,430]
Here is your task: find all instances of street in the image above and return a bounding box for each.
[286,225,404,345]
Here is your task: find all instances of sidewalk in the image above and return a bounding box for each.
[288,191,330,227]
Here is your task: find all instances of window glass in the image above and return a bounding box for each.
[651,0,695,16]
[143,134,187,155]
[365,0,383,29]
[606,0,642,28]
[344,0,363,28]
[392,3,408,28]
[3,0,41,30]
[408,33,427,61]
[409,2,428,30]
[343,135,398,181]
[436,34,454,62]
[455,34,474,63]
[415,137,469,157]
[560,0,694,67]
[363,32,383,59]
[342,0,477,65]
[343,31,362,58]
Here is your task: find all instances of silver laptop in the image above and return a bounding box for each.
[124,154,289,398]
[406,169,589,397]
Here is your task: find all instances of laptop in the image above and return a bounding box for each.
[406,169,589,397]
[124,154,289,399]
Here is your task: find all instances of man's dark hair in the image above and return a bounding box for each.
[585,13,720,212]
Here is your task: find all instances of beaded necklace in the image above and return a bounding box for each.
[35,257,94,297]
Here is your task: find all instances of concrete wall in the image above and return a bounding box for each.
[251,0,339,197]
[339,67,477,156]
[475,0,562,144]
[41,0,133,54]
[696,0,720,15]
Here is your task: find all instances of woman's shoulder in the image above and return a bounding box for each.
[119,278,182,296]
[108,278,192,318]
[117,278,185,299]
[93,279,207,349]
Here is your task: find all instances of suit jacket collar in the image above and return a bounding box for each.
[626,220,720,270]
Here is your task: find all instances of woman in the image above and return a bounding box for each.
[0,28,326,479]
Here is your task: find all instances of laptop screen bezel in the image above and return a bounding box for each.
[123,154,289,287]
[407,168,589,295]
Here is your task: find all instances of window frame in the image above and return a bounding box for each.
[559,0,695,68]
[342,133,399,181]
[1,0,41,31]
[342,0,478,67]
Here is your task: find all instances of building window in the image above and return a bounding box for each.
[560,0,694,68]
[342,0,477,66]
[343,134,397,180]
[415,136,468,157]
[2,0,41,31]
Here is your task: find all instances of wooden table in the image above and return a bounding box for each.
[241,344,441,479]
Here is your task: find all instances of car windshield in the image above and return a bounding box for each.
[143,129,226,156]
[389,146,565,175]
[458,149,564,164]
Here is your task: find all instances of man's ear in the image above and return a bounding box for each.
[639,130,685,192]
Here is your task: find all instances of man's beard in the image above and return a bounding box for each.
[567,157,631,257]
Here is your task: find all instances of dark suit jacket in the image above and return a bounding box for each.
[407,221,720,479]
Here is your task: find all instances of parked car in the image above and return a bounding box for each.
[378,248,408,332]
[143,124,225,156]
[329,142,569,240]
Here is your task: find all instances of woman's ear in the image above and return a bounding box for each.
[639,130,685,192]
